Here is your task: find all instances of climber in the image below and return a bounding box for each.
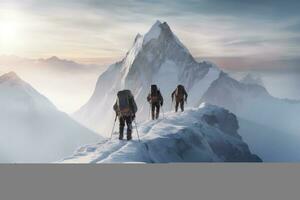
[113,90,138,140]
[147,84,164,120]
[171,85,188,112]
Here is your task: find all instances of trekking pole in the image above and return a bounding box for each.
[133,119,141,142]
[110,114,117,140]
[149,103,151,120]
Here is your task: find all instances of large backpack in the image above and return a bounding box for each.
[150,85,159,103]
[175,85,185,100]
[117,90,134,117]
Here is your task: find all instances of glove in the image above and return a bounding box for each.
[160,102,163,106]
[132,114,136,120]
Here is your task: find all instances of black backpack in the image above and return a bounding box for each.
[150,85,159,103]
[175,85,185,99]
[117,90,134,116]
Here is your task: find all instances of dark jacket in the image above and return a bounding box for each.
[113,93,138,116]
[172,86,188,102]
[147,90,164,105]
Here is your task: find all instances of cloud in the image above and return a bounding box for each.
[0,0,299,64]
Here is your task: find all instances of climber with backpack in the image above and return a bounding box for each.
[113,90,138,140]
[171,85,188,112]
[147,84,164,120]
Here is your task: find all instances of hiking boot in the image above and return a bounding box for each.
[119,126,124,140]
[127,134,132,141]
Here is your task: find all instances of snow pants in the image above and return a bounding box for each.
[119,116,133,140]
[175,100,184,112]
[151,102,160,120]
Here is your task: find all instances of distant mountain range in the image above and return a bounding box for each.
[0,55,102,73]
[0,55,106,113]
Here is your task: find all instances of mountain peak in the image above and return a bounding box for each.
[46,56,61,62]
[150,20,163,30]
[152,20,162,28]
[241,74,264,87]
[134,33,143,43]
[141,20,189,54]
[143,20,163,44]
[0,71,22,83]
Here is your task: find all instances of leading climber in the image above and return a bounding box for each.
[113,90,138,140]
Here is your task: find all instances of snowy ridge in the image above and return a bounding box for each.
[64,104,261,163]
[121,34,144,85]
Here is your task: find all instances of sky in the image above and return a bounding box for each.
[0,0,299,68]
[0,0,300,113]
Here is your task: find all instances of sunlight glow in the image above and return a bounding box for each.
[0,10,26,54]
[0,20,18,43]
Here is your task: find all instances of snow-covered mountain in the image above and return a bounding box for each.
[240,73,264,87]
[75,20,220,135]
[201,72,270,113]
[201,72,300,133]
[201,72,300,161]
[0,72,102,163]
[63,104,261,163]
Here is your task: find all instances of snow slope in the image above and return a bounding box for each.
[75,20,220,135]
[0,72,102,163]
[238,118,300,162]
[201,72,300,135]
[63,104,261,163]
[201,72,300,161]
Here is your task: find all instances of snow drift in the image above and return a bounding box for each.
[63,104,261,163]
[74,20,220,135]
[0,72,102,163]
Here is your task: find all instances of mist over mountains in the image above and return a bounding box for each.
[0,72,102,163]
[0,55,106,113]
